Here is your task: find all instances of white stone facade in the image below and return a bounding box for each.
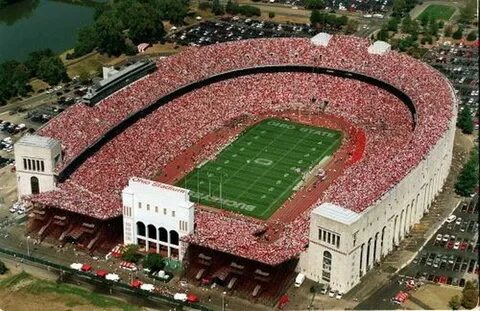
[122,177,195,261]
[299,93,458,293]
[14,135,62,200]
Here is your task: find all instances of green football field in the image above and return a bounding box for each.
[417,4,455,21]
[177,118,342,219]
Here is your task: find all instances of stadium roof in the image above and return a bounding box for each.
[310,33,332,47]
[312,203,361,225]
[368,41,391,55]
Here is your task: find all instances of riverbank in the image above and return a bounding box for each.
[0,0,95,63]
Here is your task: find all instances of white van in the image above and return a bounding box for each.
[294,273,305,287]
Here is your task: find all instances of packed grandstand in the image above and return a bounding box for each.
[27,35,455,267]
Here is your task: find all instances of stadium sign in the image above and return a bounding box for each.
[189,191,256,212]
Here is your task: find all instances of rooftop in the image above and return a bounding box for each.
[15,135,60,150]
[312,203,361,225]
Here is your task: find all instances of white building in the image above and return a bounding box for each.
[298,96,457,293]
[14,135,62,199]
[122,177,195,260]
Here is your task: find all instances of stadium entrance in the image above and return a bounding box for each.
[27,205,122,254]
[183,245,297,305]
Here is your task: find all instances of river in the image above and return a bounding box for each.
[0,0,96,63]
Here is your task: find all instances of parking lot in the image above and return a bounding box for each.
[402,197,479,288]
[256,0,391,13]
[424,43,479,116]
[0,75,91,166]
[167,17,319,46]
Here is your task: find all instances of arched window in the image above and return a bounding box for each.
[147,224,157,240]
[159,227,168,242]
[170,230,179,245]
[30,176,39,194]
[322,250,332,282]
[136,221,146,237]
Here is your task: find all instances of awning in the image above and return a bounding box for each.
[81,264,92,272]
[96,269,108,277]
[131,279,143,288]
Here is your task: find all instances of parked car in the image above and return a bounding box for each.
[328,290,336,298]
[320,286,328,295]
[445,215,456,223]
[453,241,461,250]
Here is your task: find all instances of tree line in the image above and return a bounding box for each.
[0,49,67,105]
[0,0,21,9]
[69,0,191,58]
[455,148,478,197]
[375,0,477,57]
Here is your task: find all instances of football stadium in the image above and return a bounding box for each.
[14,34,457,302]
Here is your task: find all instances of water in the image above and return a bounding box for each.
[0,0,95,63]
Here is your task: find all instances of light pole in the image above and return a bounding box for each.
[222,291,226,311]
[26,235,30,256]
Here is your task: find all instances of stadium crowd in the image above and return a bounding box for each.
[32,36,455,264]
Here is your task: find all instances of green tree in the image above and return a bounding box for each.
[94,13,126,56]
[444,24,453,37]
[452,27,463,40]
[458,0,475,24]
[127,6,165,44]
[142,253,165,271]
[121,244,141,263]
[269,11,275,18]
[466,31,477,41]
[422,34,433,44]
[429,18,438,36]
[310,9,321,25]
[0,60,31,104]
[392,0,407,16]
[401,16,412,33]
[419,13,429,27]
[386,17,400,32]
[24,49,54,77]
[212,0,224,15]
[455,149,479,196]
[155,0,189,24]
[78,70,91,85]
[344,19,359,34]
[376,27,390,41]
[0,259,7,274]
[198,2,211,10]
[463,280,477,292]
[36,56,68,85]
[73,26,98,57]
[305,0,325,10]
[461,289,478,309]
[448,295,461,310]
[457,106,474,134]
[0,0,22,9]
[226,0,236,14]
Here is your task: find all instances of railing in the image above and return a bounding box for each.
[0,247,210,311]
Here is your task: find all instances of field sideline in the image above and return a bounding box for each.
[178,118,342,219]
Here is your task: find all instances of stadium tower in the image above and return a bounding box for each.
[14,135,62,198]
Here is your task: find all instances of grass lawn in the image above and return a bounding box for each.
[178,118,342,219]
[0,272,141,311]
[417,4,455,21]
